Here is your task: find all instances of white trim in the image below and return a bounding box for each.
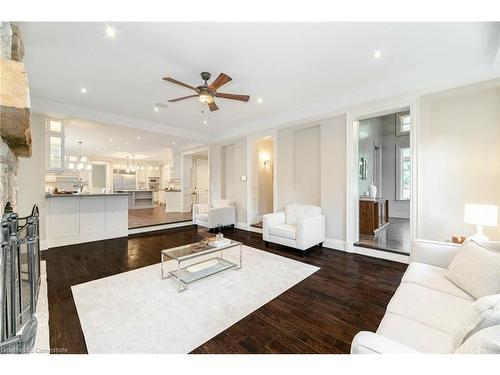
[128,221,193,235]
[40,240,48,251]
[47,230,128,249]
[234,222,250,231]
[213,75,496,142]
[347,242,410,264]
[323,238,346,251]
[346,96,418,261]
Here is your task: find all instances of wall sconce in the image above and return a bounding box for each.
[263,159,270,167]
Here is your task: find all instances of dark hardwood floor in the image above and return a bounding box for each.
[357,217,410,254]
[42,226,407,354]
[128,206,192,229]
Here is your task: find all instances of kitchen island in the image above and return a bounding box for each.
[46,193,129,248]
[115,190,154,209]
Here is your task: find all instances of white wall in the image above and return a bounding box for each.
[321,115,347,242]
[380,113,410,219]
[294,126,321,206]
[17,113,46,241]
[221,144,235,200]
[418,80,500,241]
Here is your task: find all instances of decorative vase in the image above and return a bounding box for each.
[369,182,377,198]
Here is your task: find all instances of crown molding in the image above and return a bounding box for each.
[30,97,213,142]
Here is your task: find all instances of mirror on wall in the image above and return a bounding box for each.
[359,157,368,180]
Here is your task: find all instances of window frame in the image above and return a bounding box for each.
[395,144,411,201]
[396,111,411,137]
[45,118,66,172]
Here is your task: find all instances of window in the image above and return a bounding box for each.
[396,145,411,201]
[396,112,411,136]
[45,118,65,171]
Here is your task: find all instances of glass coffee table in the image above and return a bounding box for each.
[161,239,243,293]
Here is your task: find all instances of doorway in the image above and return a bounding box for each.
[181,149,209,213]
[354,108,412,255]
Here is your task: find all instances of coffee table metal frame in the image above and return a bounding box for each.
[161,240,243,293]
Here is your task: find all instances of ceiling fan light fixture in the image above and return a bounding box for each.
[199,93,214,104]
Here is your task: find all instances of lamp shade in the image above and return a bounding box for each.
[464,204,498,227]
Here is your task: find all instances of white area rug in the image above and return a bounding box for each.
[72,245,319,353]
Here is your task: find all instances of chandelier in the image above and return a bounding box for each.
[68,141,92,172]
[126,154,137,173]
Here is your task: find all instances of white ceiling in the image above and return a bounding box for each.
[19,22,500,141]
[64,119,186,162]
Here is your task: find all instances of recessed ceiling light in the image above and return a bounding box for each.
[125,142,129,145]
[257,98,263,104]
[154,106,159,112]
[117,147,121,150]
[137,136,141,140]
[104,25,116,39]
[172,142,176,146]
[109,138,113,142]
[95,147,99,151]
[80,87,87,94]
[372,50,382,59]
[203,120,208,125]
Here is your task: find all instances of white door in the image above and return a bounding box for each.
[196,159,209,204]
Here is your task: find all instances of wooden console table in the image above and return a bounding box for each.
[359,198,389,235]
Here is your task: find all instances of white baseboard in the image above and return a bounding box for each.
[128,221,193,235]
[47,230,128,249]
[347,242,410,264]
[40,240,48,251]
[323,238,346,251]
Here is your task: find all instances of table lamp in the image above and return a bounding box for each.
[464,203,498,242]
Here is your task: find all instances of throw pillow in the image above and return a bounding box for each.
[454,325,500,354]
[446,241,500,299]
[451,294,500,350]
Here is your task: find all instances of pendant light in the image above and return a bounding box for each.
[69,141,92,172]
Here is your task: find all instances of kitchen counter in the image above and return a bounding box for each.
[163,190,181,193]
[45,193,129,248]
[46,192,130,198]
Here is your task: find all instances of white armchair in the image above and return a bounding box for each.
[262,204,325,255]
[193,199,236,230]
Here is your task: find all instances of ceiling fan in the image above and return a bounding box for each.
[163,72,250,112]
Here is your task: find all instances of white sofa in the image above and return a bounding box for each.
[262,204,325,255]
[193,199,236,230]
[351,240,476,354]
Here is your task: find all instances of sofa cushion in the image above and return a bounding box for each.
[285,204,321,226]
[195,213,208,222]
[451,294,500,350]
[377,312,453,353]
[454,325,500,354]
[402,262,473,300]
[386,283,473,334]
[268,224,297,240]
[447,240,500,299]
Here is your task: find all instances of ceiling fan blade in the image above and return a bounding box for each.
[215,92,250,102]
[163,77,198,91]
[208,101,219,112]
[168,94,198,102]
[209,73,232,91]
